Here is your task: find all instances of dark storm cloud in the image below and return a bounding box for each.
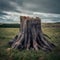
[11,0,23,5]
[23,0,60,14]
[0,0,60,14]
[0,0,13,11]
[0,0,22,13]
[0,11,7,16]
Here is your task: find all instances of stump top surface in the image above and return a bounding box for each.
[20,16,41,21]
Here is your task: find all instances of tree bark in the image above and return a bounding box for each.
[8,16,55,52]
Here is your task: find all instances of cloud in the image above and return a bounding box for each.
[0,11,60,23]
[0,0,60,14]
[22,0,60,14]
[0,0,22,13]
[33,12,60,19]
[0,12,7,16]
[0,0,13,11]
[0,0,60,23]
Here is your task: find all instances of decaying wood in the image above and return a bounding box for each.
[8,16,55,52]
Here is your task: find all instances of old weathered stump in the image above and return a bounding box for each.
[9,16,55,52]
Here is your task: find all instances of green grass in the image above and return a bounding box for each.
[42,27,60,46]
[0,28,19,47]
[0,27,60,60]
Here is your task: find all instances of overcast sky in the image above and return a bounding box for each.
[0,0,60,23]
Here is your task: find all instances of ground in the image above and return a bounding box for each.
[0,23,60,60]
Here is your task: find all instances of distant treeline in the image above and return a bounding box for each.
[0,23,60,28]
[0,24,20,28]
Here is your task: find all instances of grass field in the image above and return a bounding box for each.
[0,26,60,60]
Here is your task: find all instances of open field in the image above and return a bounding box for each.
[0,26,60,60]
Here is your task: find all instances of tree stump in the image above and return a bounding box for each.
[8,16,55,52]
